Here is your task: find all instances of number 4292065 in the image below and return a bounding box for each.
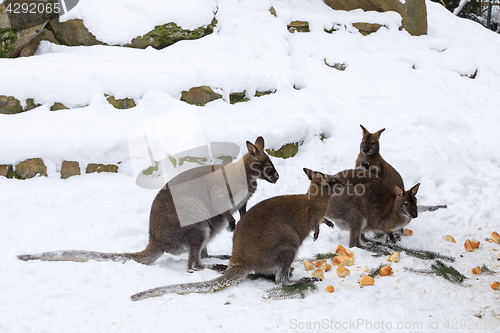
[6,2,61,14]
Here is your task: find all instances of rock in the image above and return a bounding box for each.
[288,21,310,33]
[323,0,427,36]
[15,158,47,179]
[126,19,216,50]
[61,161,80,179]
[86,163,119,174]
[105,95,136,109]
[0,95,40,114]
[255,90,275,97]
[265,142,299,159]
[229,92,249,104]
[269,7,277,16]
[25,98,40,111]
[20,27,59,57]
[325,60,347,71]
[181,86,222,106]
[352,22,383,35]
[50,102,68,111]
[0,164,15,178]
[48,18,103,46]
[0,1,59,57]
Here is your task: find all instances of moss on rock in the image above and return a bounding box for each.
[266,143,300,159]
[0,96,40,114]
[126,18,216,50]
[0,27,17,58]
[105,95,136,109]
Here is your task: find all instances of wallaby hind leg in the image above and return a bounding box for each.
[274,248,297,284]
[125,240,164,265]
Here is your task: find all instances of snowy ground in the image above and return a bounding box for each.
[1,0,500,332]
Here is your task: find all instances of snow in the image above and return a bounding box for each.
[1,0,500,332]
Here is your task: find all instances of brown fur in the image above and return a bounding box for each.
[324,168,419,248]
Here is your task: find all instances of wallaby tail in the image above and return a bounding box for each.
[131,265,249,301]
[17,241,164,265]
[417,204,447,213]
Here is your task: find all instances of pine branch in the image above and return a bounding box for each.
[368,263,386,278]
[263,279,318,300]
[404,260,466,284]
[297,252,337,263]
[479,264,497,275]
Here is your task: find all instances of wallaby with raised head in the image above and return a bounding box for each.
[324,168,420,248]
[18,137,279,272]
[356,125,445,213]
[355,125,404,190]
[130,168,343,301]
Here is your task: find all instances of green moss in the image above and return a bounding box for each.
[266,142,299,159]
[142,164,159,176]
[0,27,17,58]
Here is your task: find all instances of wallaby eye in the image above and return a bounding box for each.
[371,141,375,145]
[403,202,409,207]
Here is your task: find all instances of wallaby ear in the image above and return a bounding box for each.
[246,141,257,156]
[360,124,369,135]
[374,128,385,138]
[410,183,420,196]
[394,185,404,197]
[303,168,325,183]
[303,168,313,180]
[254,136,265,150]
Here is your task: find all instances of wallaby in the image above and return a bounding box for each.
[130,168,344,301]
[355,125,404,190]
[324,168,419,248]
[356,125,445,213]
[18,137,279,272]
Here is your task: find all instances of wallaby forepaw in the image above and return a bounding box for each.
[227,223,235,232]
[295,277,321,284]
[313,231,319,242]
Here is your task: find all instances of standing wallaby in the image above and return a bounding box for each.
[355,125,445,213]
[324,168,419,248]
[130,168,343,301]
[18,137,279,272]
[355,125,404,190]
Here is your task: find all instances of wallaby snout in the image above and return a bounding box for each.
[264,165,279,183]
